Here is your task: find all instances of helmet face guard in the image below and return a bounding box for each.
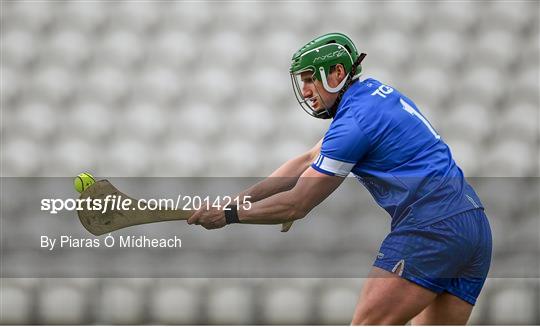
[290,69,337,119]
[290,33,364,119]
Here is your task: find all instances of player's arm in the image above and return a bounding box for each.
[236,138,322,202]
[237,166,344,224]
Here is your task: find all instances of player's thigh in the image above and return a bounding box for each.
[351,267,437,325]
[412,291,473,325]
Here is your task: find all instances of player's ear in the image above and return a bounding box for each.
[337,64,346,81]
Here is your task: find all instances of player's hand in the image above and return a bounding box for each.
[187,207,226,230]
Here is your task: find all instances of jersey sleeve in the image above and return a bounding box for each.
[311,111,371,177]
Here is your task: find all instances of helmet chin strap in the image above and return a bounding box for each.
[319,67,348,93]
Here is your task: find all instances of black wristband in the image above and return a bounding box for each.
[224,204,240,224]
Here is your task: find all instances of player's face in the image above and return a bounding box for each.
[299,70,341,111]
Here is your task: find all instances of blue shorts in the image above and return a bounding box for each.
[373,208,492,305]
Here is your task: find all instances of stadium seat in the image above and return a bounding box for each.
[429,1,478,34]
[49,139,99,177]
[457,66,505,107]
[96,281,145,324]
[170,102,222,142]
[14,101,57,141]
[508,67,539,105]
[228,102,276,142]
[147,30,197,69]
[491,280,538,325]
[133,65,183,105]
[407,67,449,108]
[44,29,90,68]
[206,30,250,69]
[149,284,200,324]
[64,101,113,142]
[2,138,42,176]
[192,67,235,105]
[59,1,107,33]
[110,2,159,32]
[212,139,261,176]
[367,30,412,73]
[257,30,301,70]
[217,2,265,34]
[481,139,533,177]
[83,65,129,105]
[38,283,86,324]
[157,140,209,176]
[163,1,213,33]
[98,29,144,69]
[1,28,37,68]
[445,139,480,176]
[104,138,152,176]
[470,29,518,69]
[207,285,253,324]
[6,1,53,32]
[30,64,75,105]
[0,284,32,324]
[496,101,538,143]
[442,102,492,142]
[261,283,313,324]
[417,30,467,71]
[318,281,361,324]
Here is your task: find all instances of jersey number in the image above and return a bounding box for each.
[399,98,440,139]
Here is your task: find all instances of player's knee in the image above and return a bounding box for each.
[352,302,409,325]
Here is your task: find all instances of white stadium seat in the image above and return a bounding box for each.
[318,282,361,324]
[83,66,129,105]
[481,139,533,177]
[14,101,57,141]
[157,140,209,176]
[207,286,253,324]
[429,1,478,33]
[96,282,145,324]
[192,67,235,105]
[59,1,107,33]
[407,67,449,108]
[150,285,200,324]
[1,28,37,68]
[2,138,42,176]
[0,284,32,324]
[5,1,53,32]
[109,1,160,33]
[44,29,90,68]
[38,284,86,324]
[262,284,312,324]
[206,30,250,69]
[30,64,75,105]
[163,1,213,32]
[367,30,412,73]
[133,65,183,105]
[48,139,99,177]
[457,66,505,107]
[63,101,113,142]
[417,30,465,70]
[491,280,538,325]
[447,139,480,176]
[148,30,197,69]
[471,29,518,69]
[98,29,144,69]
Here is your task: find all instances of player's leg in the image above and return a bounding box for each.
[351,267,437,325]
[411,292,473,325]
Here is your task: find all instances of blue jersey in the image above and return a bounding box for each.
[312,78,483,229]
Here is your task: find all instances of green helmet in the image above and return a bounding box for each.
[290,33,365,119]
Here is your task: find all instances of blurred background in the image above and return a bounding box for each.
[1,0,539,325]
